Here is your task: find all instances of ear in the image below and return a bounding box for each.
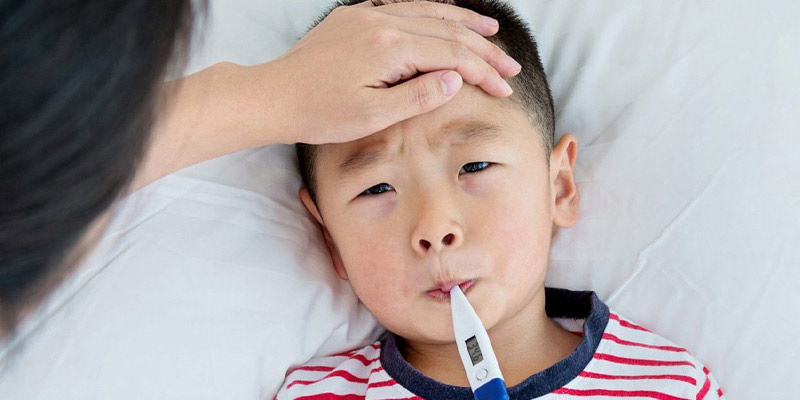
[299,187,348,280]
[549,134,579,228]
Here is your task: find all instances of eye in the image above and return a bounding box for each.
[359,182,394,196]
[460,161,492,174]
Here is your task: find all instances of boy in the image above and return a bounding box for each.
[278,0,725,399]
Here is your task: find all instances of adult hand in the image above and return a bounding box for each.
[269,0,522,145]
[133,0,520,191]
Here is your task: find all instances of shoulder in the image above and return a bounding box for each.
[567,310,726,399]
[274,341,399,400]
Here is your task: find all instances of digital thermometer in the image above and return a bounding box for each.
[450,286,510,400]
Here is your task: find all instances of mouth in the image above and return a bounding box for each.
[426,279,476,301]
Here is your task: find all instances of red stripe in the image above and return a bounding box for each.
[367,379,397,389]
[287,369,369,389]
[696,375,711,399]
[290,353,378,376]
[609,313,652,332]
[348,353,380,366]
[290,365,336,373]
[695,366,712,399]
[295,395,419,400]
[381,397,423,400]
[579,371,696,385]
[594,353,695,368]
[294,394,364,400]
[553,388,689,400]
[717,388,724,397]
[330,350,356,358]
[603,333,688,353]
[370,365,384,374]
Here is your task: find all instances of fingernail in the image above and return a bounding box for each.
[501,79,513,96]
[440,71,462,97]
[482,16,499,27]
[507,55,522,72]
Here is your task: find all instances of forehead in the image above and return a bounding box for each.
[317,85,531,179]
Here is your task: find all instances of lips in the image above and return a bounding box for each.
[426,279,476,301]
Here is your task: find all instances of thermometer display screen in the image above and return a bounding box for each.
[465,336,484,365]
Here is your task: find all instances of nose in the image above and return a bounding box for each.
[411,194,464,256]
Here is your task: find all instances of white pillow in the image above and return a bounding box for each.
[1,1,798,399]
[529,1,800,399]
[0,144,382,399]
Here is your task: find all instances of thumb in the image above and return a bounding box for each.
[384,70,462,122]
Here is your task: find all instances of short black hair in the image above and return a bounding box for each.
[0,1,198,333]
[296,0,555,205]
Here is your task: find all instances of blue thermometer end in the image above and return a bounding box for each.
[450,286,509,400]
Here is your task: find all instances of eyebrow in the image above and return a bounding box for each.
[336,121,504,180]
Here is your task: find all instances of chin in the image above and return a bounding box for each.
[395,319,460,345]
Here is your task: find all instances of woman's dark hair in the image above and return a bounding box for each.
[0,1,200,333]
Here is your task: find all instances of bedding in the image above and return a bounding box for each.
[1,0,797,398]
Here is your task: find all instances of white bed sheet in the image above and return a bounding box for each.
[1,0,798,399]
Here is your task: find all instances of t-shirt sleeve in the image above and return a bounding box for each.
[271,342,383,399]
[272,365,331,400]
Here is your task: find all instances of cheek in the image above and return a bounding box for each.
[481,179,552,284]
[331,219,415,320]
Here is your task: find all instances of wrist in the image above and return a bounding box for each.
[241,58,297,146]
[196,60,292,149]
[133,59,296,192]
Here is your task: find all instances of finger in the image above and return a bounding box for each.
[403,35,513,98]
[351,0,375,7]
[368,1,499,36]
[376,70,463,126]
[394,17,521,77]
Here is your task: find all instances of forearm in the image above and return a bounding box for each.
[129,61,289,193]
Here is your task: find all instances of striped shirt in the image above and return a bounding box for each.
[276,288,725,400]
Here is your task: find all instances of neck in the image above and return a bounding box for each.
[400,288,582,387]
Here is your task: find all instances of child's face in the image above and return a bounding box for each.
[300,85,578,345]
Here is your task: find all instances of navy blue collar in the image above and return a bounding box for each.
[380,287,610,400]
